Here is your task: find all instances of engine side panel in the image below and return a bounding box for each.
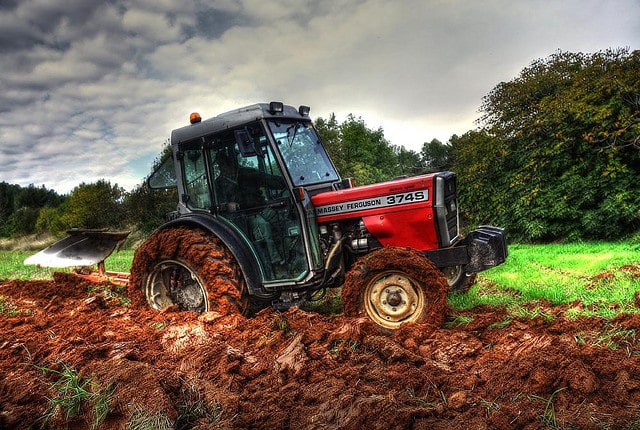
[361,209,439,250]
[311,174,440,251]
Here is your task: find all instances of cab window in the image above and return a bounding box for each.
[182,149,210,210]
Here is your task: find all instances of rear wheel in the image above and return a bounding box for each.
[129,227,249,315]
[342,247,449,330]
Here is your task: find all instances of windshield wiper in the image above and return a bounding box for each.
[286,123,300,147]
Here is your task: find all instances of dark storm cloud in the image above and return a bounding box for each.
[191,8,252,39]
[0,0,637,194]
[0,0,99,52]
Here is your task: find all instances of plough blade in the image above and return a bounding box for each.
[24,229,130,268]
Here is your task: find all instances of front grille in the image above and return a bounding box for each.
[434,172,459,247]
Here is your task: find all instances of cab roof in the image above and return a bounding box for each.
[170,102,311,144]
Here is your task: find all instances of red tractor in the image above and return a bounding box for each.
[27,102,507,330]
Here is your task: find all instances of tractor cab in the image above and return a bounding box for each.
[149,102,341,287]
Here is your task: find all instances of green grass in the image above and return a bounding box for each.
[574,323,639,353]
[101,250,136,272]
[3,241,640,320]
[37,362,115,430]
[0,250,69,280]
[449,241,640,318]
[0,250,135,280]
[528,388,566,429]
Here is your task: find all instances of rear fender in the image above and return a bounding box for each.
[157,215,275,300]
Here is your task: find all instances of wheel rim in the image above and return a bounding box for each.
[442,265,464,287]
[363,270,425,329]
[145,259,208,312]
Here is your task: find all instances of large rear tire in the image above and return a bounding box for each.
[342,247,449,330]
[129,227,249,315]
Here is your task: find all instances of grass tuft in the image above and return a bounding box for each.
[37,362,114,430]
[528,388,566,429]
[127,405,173,430]
[175,385,223,429]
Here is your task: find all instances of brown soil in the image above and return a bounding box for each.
[3,272,640,429]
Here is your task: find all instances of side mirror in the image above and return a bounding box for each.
[235,128,263,157]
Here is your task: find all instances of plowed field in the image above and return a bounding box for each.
[2,271,640,429]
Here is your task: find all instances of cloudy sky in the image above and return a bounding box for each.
[0,0,638,194]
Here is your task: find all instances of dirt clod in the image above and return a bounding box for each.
[3,274,640,429]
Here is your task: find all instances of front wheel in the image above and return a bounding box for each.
[342,247,449,330]
[129,227,249,315]
[441,265,476,292]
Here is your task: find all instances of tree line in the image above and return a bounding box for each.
[454,48,640,241]
[2,48,638,243]
[0,180,177,239]
[0,123,441,241]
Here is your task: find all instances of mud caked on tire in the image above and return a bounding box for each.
[342,247,449,330]
[129,226,249,315]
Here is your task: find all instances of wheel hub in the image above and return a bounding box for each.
[386,290,402,307]
[364,272,423,328]
[146,260,207,312]
[172,280,205,310]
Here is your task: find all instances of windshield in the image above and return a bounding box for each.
[267,120,340,186]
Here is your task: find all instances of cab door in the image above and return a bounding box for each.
[208,127,307,282]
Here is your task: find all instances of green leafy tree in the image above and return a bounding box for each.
[122,141,178,235]
[15,184,64,209]
[316,114,401,185]
[60,180,125,230]
[475,48,640,241]
[0,182,65,237]
[395,146,423,176]
[13,185,66,236]
[314,114,340,165]
[0,182,19,236]
[420,139,452,173]
[123,183,177,235]
[36,205,68,236]
[342,114,400,184]
[450,130,508,231]
[7,207,40,236]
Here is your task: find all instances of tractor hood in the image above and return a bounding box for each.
[310,173,456,251]
[311,174,438,223]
